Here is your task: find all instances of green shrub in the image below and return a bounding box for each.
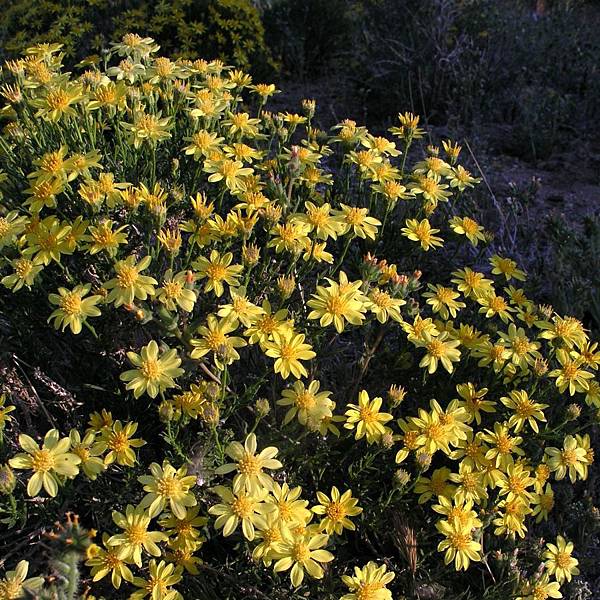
[0,0,275,74]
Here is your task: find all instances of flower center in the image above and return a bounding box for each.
[157,476,182,497]
[206,264,227,281]
[345,207,365,225]
[127,524,148,544]
[326,295,347,316]
[238,453,261,475]
[291,542,310,562]
[325,501,346,522]
[141,359,161,381]
[109,432,129,452]
[32,448,55,472]
[117,265,139,288]
[60,292,82,315]
[296,391,316,410]
[232,495,253,518]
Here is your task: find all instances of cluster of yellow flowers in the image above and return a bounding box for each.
[0,34,597,598]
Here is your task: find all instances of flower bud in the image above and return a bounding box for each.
[0,464,16,495]
[388,385,407,408]
[394,468,411,487]
[566,403,581,421]
[255,398,270,417]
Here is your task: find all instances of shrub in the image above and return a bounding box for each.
[0,0,274,74]
[0,37,598,599]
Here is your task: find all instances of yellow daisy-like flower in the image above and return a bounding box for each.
[85,532,133,589]
[277,380,334,426]
[209,485,270,541]
[104,255,157,307]
[217,287,264,327]
[0,394,16,432]
[108,504,168,567]
[344,390,393,444]
[68,429,106,480]
[401,218,444,250]
[264,329,316,379]
[9,429,80,497]
[272,526,334,587]
[543,536,579,583]
[48,283,102,334]
[266,482,312,527]
[481,422,524,470]
[365,288,405,323]
[490,254,526,281]
[215,433,282,494]
[333,203,381,240]
[423,284,465,320]
[156,270,197,313]
[130,559,183,600]
[2,256,44,292]
[451,267,494,299]
[120,340,184,399]
[455,383,495,425]
[193,250,243,297]
[312,486,363,534]
[340,561,395,600]
[190,314,247,369]
[545,435,588,482]
[307,275,367,333]
[414,331,461,374]
[0,560,44,599]
[204,157,254,193]
[138,461,197,519]
[500,390,547,433]
[449,216,486,246]
[436,519,481,571]
[121,111,173,148]
[101,420,146,467]
[548,348,593,395]
[518,574,562,600]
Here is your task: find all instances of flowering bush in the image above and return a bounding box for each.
[0,36,598,599]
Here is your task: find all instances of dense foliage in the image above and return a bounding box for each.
[0,37,598,600]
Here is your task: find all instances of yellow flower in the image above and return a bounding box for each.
[333,203,381,240]
[414,331,461,374]
[101,420,146,467]
[222,111,261,137]
[204,157,253,192]
[531,483,554,522]
[543,536,579,583]
[209,485,270,541]
[292,201,344,240]
[215,433,282,494]
[183,129,224,161]
[340,561,395,600]
[308,274,367,333]
[451,267,494,299]
[9,429,80,497]
[159,506,207,550]
[85,533,133,589]
[138,461,197,519]
[84,219,128,257]
[436,519,481,570]
[501,390,547,433]
[156,270,197,313]
[401,218,444,250]
[193,250,243,297]
[0,395,16,432]
[312,486,363,534]
[33,82,84,122]
[104,255,157,307]
[548,348,593,395]
[496,462,535,503]
[264,329,316,379]
[498,324,541,370]
[344,390,393,444]
[266,482,312,527]
[448,463,487,503]
[365,288,405,323]
[121,111,173,148]
[481,422,524,470]
[272,527,334,587]
[490,254,526,281]
[108,504,168,567]
[277,380,334,426]
[545,435,588,482]
[130,559,183,600]
[449,216,486,245]
[455,383,495,425]
[48,283,101,334]
[68,429,105,480]
[217,287,264,327]
[120,340,183,399]
[0,560,44,598]
[424,284,465,320]
[190,314,247,369]
[518,574,562,600]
